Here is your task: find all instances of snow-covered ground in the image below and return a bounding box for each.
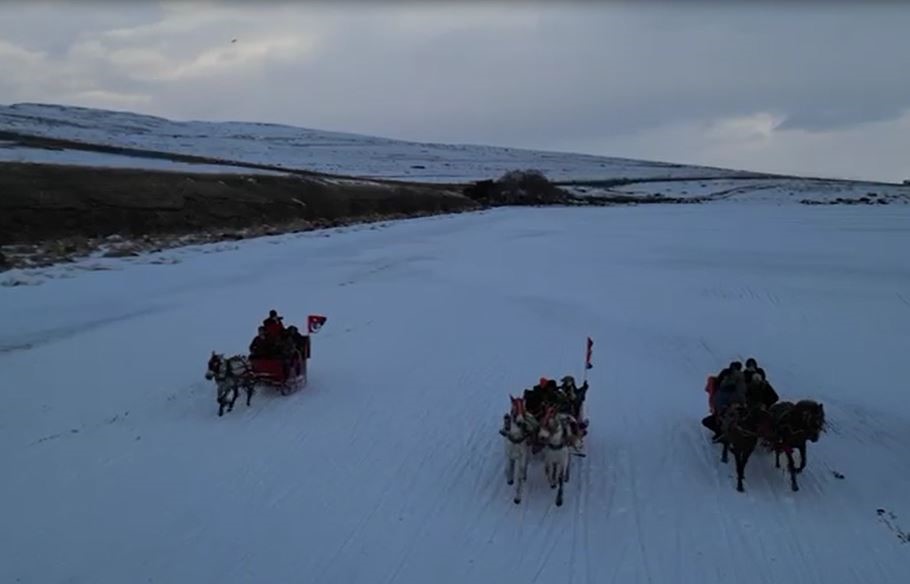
[568,178,910,205]
[2,203,909,583]
[0,143,289,176]
[0,102,756,182]
[617,178,910,202]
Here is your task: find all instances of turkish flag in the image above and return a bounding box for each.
[307,314,327,333]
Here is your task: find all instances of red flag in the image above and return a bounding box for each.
[307,314,327,333]
[585,337,593,369]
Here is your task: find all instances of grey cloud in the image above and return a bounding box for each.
[0,2,163,57]
[0,1,909,180]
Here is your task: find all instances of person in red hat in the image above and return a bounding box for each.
[523,377,557,420]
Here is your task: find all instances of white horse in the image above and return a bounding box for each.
[205,352,254,417]
[499,396,537,504]
[538,407,579,507]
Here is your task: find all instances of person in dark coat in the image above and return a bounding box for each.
[558,375,589,439]
[703,361,745,441]
[540,379,563,412]
[523,385,543,418]
[524,378,554,419]
[559,375,589,418]
[743,357,768,385]
[714,361,734,391]
[714,364,746,413]
[285,325,309,358]
[249,326,274,358]
[745,369,779,408]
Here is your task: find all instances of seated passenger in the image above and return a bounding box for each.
[249,327,275,358]
[743,357,768,384]
[285,325,309,357]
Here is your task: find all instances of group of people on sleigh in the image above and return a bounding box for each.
[248,310,310,367]
[522,375,590,438]
[701,357,779,440]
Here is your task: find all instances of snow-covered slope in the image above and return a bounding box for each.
[0,102,757,182]
[2,204,909,583]
[610,178,910,205]
[0,141,289,175]
[565,177,910,206]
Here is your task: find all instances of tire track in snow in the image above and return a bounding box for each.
[409,336,546,582]
[686,425,748,583]
[569,459,585,584]
[322,312,509,583]
[528,502,567,584]
[622,441,655,584]
[309,317,443,583]
[381,440,478,584]
[0,304,168,354]
[577,438,600,584]
[384,379,501,582]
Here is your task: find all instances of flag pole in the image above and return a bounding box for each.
[583,336,592,384]
[574,337,593,456]
[583,339,588,384]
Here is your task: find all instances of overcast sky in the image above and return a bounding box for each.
[1,1,908,182]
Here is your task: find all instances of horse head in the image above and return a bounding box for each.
[796,400,826,442]
[503,395,534,441]
[538,406,570,446]
[205,352,224,380]
[539,405,556,428]
[509,395,526,420]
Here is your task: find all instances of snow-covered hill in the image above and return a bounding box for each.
[2,204,909,583]
[0,102,759,182]
[575,177,910,206]
[4,102,909,208]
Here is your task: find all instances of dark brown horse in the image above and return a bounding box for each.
[763,400,827,491]
[717,402,773,492]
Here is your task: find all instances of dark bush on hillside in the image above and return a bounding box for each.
[463,169,569,205]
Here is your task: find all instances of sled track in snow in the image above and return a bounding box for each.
[2,205,910,583]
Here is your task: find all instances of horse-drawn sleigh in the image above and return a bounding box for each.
[704,359,827,493]
[205,311,325,417]
[499,376,589,507]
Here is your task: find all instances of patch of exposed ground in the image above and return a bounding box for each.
[0,161,476,270]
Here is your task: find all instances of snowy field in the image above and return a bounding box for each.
[0,142,289,176]
[609,178,910,204]
[2,203,909,583]
[1,102,754,182]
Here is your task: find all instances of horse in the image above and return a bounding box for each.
[205,352,255,417]
[717,402,772,492]
[537,406,578,507]
[764,400,826,491]
[499,395,537,504]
